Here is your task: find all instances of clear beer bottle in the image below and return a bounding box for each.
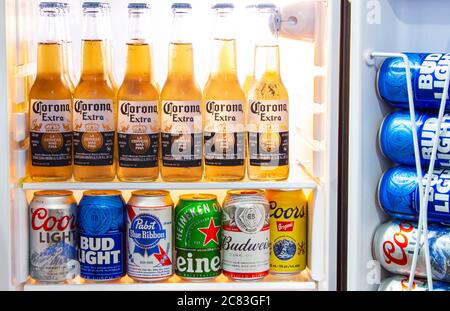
[203,3,245,181]
[29,2,73,181]
[117,3,159,182]
[73,2,116,181]
[247,4,289,181]
[160,3,203,182]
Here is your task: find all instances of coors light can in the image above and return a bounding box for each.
[378,275,450,291]
[373,220,450,282]
[222,190,270,281]
[29,191,78,283]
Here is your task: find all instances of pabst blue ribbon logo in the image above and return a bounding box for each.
[129,214,166,256]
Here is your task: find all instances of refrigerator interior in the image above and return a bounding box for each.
[0,0,340,291]
[347,0,450,290]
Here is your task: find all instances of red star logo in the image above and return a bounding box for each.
[198,218,220,246]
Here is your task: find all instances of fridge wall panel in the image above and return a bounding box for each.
[347,0,450,291]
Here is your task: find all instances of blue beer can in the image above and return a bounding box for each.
[379,110,450,167]
[377,166,450,224]
[378,53,450,110]
[78,190,126,281]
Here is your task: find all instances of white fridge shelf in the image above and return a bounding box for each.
[24,271,316,291]
[21,164,318,191]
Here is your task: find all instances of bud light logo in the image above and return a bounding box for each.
[129,214,166,256]
[273,238,296,261]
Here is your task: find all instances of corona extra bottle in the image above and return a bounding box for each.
[29,2,73,181]
[247,4,289,181]
[73,2,116,181]
[117,3,159,182]
[203,3,245,181]
[160,3,203,182]
[60,3,76,92]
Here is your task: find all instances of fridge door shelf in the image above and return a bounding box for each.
[23,270,316,291]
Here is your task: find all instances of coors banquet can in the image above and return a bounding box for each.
[266,189,307,275]
[373,220,450,282]
[127,190,173,282]
[378,53,450,110]
[222,190,270,281]
[175,194,222,281]
[30,191,78,283]
[378,275,450,291]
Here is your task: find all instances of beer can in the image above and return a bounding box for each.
[266,189,307,275]
[378,275,450,291]
[377,166,450,224]
[30,191,78,283]
[175,194,222,281]
[372,220,450,282]
[126,190,173,282]
[222,190,270,281]
[379,110,450,167]
[78,190,126,281]
[377,53,450,110]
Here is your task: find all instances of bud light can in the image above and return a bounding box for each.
[378,166,450,224]
[378,275,450,291]
[222,190,270,281]
[379,110,450,167]
[78,190,126,281]
[378,53,450,110]
[373,220,450,282]
[266,189,307,275]
[30,191,78,283]
[127,190,173,282]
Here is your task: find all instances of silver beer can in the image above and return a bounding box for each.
[29,190,78,283]
[222,190,270,281]
[126,190,174,282]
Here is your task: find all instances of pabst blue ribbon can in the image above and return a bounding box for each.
[378,275,450,291]
[378,166,450,223]
[78,190,126,281]
[222,190,270,281]
[30,191,78,283]
[378,53,450,110]
[379,110,450,167]
[373,220,450,282]
[126,190,173,282]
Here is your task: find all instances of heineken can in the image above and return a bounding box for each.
[222,190,270,281]
[266,189,307,275]
[175,194,222,281]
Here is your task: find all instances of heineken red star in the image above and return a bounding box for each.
[175,194,222,281]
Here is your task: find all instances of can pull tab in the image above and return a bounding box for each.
[278,1,316,42]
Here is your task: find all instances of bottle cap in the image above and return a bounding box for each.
[171,3,192,10]
[211,3,234,10]
[128,3,150,10]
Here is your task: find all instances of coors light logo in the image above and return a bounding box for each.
[382,221,414,266]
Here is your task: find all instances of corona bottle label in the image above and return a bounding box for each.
[73,99,115,167]
[118,101,159,169]
[30,99,72,167]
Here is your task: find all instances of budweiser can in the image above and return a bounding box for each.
[127,190,173,282]
[373,220,450,282]
[378,275,450,291]
[222,190,270,281]
[29,190,78,283]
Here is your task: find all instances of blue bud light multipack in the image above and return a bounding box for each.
[378,53,450,110]
[377,166,450,224]
[78,190,126,281]
[379,110,450,167]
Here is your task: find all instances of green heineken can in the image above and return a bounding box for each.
[175,194,222,281]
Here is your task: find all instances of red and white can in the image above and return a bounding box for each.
[29,190,78,283]
[222,190,270,281]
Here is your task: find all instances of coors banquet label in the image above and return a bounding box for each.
[161,101,202,168]
[204,100,245,166]
[73,99,115,166]
[30,99,73,167]
[118,101,159,168]
[248,100,289,166]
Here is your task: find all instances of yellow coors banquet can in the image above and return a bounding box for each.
[267,189,307,274]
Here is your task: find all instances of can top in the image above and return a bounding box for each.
[227,189,265,196]
[83,190,122,197]
[179,194,217,201]
[132,190,170,197]
[266,188,303,192]
[34,190,73,197]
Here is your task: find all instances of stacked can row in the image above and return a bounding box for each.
[29,188,308,283]
[374,53,450,290]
